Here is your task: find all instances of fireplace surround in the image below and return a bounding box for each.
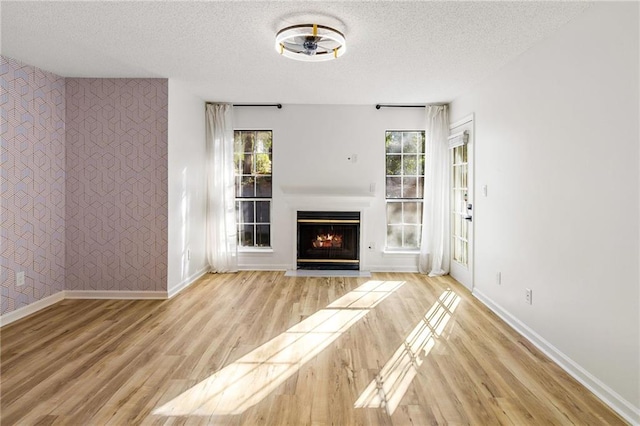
[297,211,360,270]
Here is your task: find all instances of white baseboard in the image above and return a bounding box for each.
[284,270,371,278]
[238,264,289,271]
[64,290,167,300]
[473,288,640,425]
[368,265,419,273]
[0,268,210,328]
[167,266,209,298]
[0,291,65,327]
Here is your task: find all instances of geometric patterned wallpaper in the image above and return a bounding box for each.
[65,78,168,292]
[1,56,66,315]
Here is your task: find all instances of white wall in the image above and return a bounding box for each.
[234,105,425,271]
[167,80,208,295]
[450,3,639,422]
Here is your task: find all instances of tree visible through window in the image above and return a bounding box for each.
[234,130,272,248]
[385,130,425,250]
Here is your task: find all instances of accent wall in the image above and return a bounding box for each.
[1,57,66,315]
[65,78,169,292]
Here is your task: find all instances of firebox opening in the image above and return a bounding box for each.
[297,211,360,270]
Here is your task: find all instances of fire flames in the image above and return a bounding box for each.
[312,233,343,248]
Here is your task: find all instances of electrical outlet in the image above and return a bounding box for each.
[16,271,25,287]
[496,272,501,285]
[525,288,532,305]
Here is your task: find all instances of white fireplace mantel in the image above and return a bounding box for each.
[280,185,375,210]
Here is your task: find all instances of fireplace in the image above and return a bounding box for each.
[297,211,360,270]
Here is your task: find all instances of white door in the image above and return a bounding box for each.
[449,116,474,291]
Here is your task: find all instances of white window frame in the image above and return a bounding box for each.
[384,130,425,252]
[234,129,273,250]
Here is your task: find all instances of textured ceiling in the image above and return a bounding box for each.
[1,1,591,105]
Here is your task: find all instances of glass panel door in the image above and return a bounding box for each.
[449,116,474,291]
[451,143,468,266]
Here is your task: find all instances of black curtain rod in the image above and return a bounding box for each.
[235,103,282,109]
[207,102,282,109]
[375,104,425,109]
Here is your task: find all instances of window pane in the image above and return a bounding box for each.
[241,131,254,153]
[387,225,402,248]
[256,225,270,247]
[240,176,255,197]
[462,166,468,188]
[386,202,402,224]
[453,237,461,262]
[237,201,254,223]
[235,176,242,197]
[404,225,420,248]
[455,189,464,213]
[234,156,241,176]
[255,176,272,197]
[403,202,420,224]
[256,201,270,223]
[403,155,417,175]
[255,153,271,175]
[256,131,272,153]
[385,132,402,153]
[386,177,402,198]
[402,132,418,153]
[402,177,417,198]
[234,152,244,175]
[241,153,253,175]
[239,225,254,247]
[417,177,424,198]
[386,155,401,175]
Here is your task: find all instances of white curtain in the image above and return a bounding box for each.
[205,103,238,273]
[419,105,450,276]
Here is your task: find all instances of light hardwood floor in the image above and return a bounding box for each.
[0,272,626,425]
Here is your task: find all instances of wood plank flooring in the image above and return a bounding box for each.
[0,272,626,425]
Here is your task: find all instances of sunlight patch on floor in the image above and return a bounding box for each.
[153,280,405,416]
[354,289,461,415]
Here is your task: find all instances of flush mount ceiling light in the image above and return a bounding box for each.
[275,24,346,62]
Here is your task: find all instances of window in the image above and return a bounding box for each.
[385,130,425,250]
[234,130,272,248]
